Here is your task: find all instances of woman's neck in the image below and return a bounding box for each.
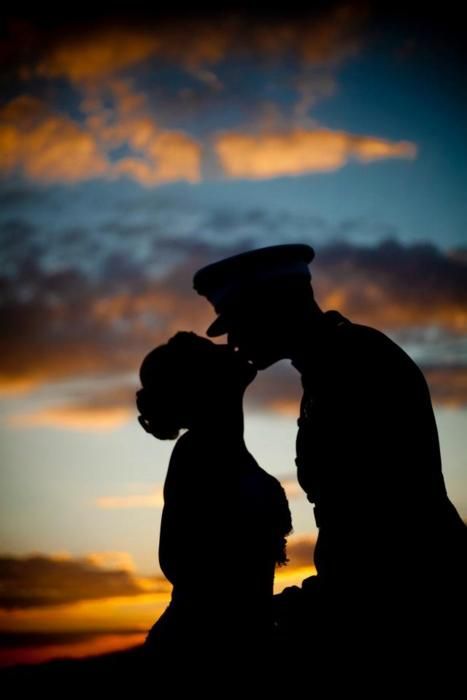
[189,393,247,446]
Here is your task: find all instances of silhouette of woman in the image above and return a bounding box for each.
[136,332,292,679]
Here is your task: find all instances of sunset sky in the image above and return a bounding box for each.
[1,5,466,667]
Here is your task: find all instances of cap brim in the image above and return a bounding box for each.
[206,315,228,337]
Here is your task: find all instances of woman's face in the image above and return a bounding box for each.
[137,339,257,437]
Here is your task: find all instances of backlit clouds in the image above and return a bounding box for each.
[0,88,201,187]
[0,554,146,609]
[0,97,108,184]
[0,8,414,188]
[36,28,160,83]
[0,89,414,186]
[1,231,466,427]
[314,241,467,333]
[0,244,214,395]
[0,542,315,613]
[215,129,417,179]
[83,80,202,186]
[0,543,317,665]
[112,132,201,187]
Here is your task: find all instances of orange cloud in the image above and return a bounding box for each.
[351,137,417,162]
[113,131,201,186]
[0,86,201,186]
[0,589,169,638]
[1,76,412,188]
[0,542,319,667]
[0,96,108,183]
[215,129,417,179]
[0,543,318,668]
[0,554,149,610]
[83,80,201,186]
[36,28,159,82]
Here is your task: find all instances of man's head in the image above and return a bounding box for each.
[193,244,318,369]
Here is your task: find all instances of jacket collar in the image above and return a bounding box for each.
[291,309,351,375]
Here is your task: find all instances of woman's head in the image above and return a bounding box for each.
[136,332,257,440]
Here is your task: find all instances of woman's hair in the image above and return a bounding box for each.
[137,332,247,440]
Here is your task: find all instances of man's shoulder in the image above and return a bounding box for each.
[305,310,425,383]
[346,320,398,351]
[331,312,410,359]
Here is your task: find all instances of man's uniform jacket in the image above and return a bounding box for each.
[293,310,466,618]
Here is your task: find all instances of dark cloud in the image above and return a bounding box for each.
[313,239,467,333]
[1,215,466,412]
[0,259,143,391]
[0,555,147,609]
[1,5,365,82]
[0,231,245,393]
[1,5,464,97]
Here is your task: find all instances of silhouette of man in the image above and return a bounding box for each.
[193,244,466,673]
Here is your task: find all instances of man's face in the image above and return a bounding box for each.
[222,302,287,370]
